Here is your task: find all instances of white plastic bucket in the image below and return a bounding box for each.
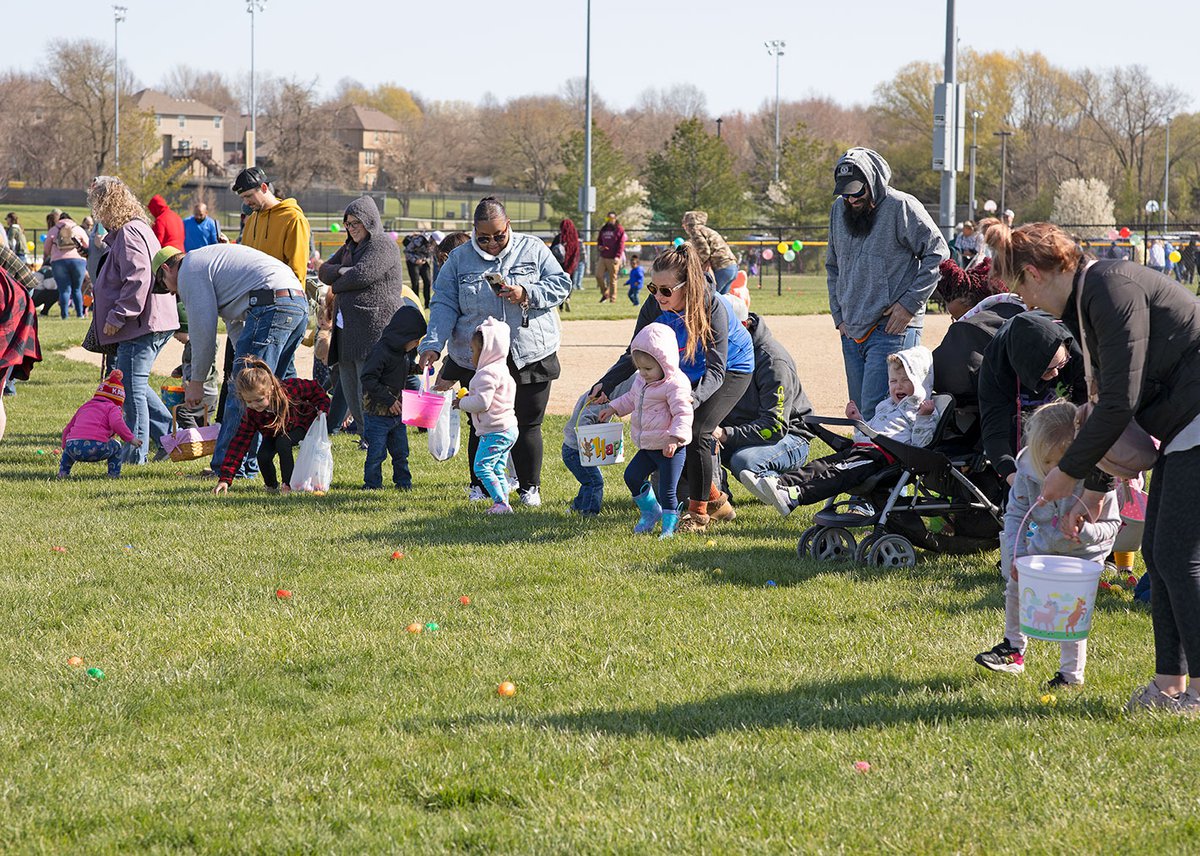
[1017,555,1103,642]
[577,421,625,467]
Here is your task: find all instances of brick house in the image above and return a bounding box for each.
[134,89,226,178]
[333,105,403,188]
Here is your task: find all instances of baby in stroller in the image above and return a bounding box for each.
[751,346,939,516]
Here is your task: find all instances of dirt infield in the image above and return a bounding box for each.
[62,314,950,418]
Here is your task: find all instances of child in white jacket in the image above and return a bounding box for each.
[759,346,940,516]
[975,400,1120,688]
[599,323,694,538]
[455,317,518,514]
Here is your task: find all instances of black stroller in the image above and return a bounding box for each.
[796,394,1006,568]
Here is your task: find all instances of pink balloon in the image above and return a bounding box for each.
[762,249,774,261]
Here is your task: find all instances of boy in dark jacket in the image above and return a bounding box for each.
[359,305,428,490]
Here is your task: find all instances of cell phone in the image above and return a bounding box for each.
[484,272,506,294]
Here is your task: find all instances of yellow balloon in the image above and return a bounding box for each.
[1170,250,1182,264]
[26,241,34,252]
[776,242,789,254]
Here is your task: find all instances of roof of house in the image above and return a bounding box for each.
[334,105,403,133]
[134,89,223,118]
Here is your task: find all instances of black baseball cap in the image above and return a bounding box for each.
[232,166,269,194]
[834,163,867,197]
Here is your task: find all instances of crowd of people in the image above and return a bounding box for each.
[2,145,1199,714]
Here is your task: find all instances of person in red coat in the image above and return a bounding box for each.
[147,195,185,251]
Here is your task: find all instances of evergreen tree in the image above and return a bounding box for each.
[646,118,749,229]
[549,127,639,233]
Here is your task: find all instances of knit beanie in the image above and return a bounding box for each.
[95,369,125,405]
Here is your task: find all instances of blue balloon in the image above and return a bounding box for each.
[672,237,684,247]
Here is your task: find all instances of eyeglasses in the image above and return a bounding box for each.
[344,217,364,228]
[840,187,867,200]
[1042,354,1070,380]
[476,228,508,246]
[647,282,686,296]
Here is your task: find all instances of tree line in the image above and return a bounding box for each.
[2,39,1196,232]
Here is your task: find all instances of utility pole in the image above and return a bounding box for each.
[969,110,983,219]
[247,0,266,168]
[935,0,959,242]
[764,40,785,183]
[1164,115,1171,233]
[716,117,723,139]
[994,130,1013,216]
[581,0,594,274]
[113,6,126,171]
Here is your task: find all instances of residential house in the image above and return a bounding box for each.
[133,89,225,178]
[333,106,404,188]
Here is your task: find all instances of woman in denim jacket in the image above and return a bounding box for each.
[418,197,572,506]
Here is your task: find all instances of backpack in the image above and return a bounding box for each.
[550,237,567,266]
[56,222,79,252]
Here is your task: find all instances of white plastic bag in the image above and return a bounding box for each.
[289,412,334,492]
[427,391,461,461]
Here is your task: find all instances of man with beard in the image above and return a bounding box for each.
[826,147,948,421]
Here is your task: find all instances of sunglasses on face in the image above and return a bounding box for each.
[647,281,686,296]
[476,228,508,246]
[840,187,867,200]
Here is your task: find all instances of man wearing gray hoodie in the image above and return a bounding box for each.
[827,147,948,420]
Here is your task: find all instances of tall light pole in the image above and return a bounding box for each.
[715,117,723,139]
[994,130,1013,216]
[1163,115,1171,233]
[113,5,126,171]
[247,0,266,168]
[764,40,785,183]
[936,0,958,242]
[581,0,594,274]
[969,110,983,219]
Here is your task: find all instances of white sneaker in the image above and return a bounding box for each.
[737,469,768,504]
[756,475,796,517]
[518,486,541,507]
[1127,680,1183,713]
[467,485,489,502]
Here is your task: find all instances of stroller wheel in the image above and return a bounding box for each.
[797,525,822,559]
[866,534,917,569]
[854,531,882,564]
[810,527,856,562]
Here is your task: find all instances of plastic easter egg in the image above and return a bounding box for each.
[497,681,516,697]
[391,550,404,560]
[761,249,774,261]
[425,622,439,631]
[275,589,292,599]
[67,656,84,666]
[406,623,423,634]
[854,761,871,773]
[459,596,471,606]
[86,667,105,681]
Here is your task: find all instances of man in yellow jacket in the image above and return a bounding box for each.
[231,167,311,284]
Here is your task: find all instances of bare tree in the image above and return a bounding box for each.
[493,96,571,220]
[379,104,470,217]
[160,65,239,114]
[257,77,352,194]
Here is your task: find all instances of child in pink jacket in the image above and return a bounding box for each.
[59,370,140,478]
[455,317,518,514]
[600,322,694,537]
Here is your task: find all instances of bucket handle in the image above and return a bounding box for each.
[1011,493,1094,580]
[420,366,436,395]
[573,391,617,437]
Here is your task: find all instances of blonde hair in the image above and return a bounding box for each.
[235,356,290,433]
[1025,399,1077,479]
[650,243,712,363]
[983,221,1083,288]
[87,176,146,232]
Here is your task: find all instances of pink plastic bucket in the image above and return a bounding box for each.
[402,369,447,428]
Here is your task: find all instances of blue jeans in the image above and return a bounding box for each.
[363,413,411,489]
[474,428,517,503]
[724,434,811,478]
[713,263,739,295]
[623,448,686,510]
[210,295,309,477]
[60,438,124,476]
[51,258,86,319]
[116,330,173,464]
[841,325,923,419]
[571,262,585,291]
[562,442,604,514]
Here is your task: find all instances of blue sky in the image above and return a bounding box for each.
[14,1,1198,115]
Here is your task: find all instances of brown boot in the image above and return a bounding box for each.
[708,492,736,522]
[677,500,710,533]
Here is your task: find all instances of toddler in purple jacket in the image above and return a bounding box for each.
[59,370,139,477]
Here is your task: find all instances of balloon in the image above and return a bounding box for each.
[761,249,774,261]
[783,250,796,262]
[1106,228,1119,240]
[330,222,341,232]
[983,200,997,213]
[1170,250,1182,264]
[388,231,399,240]
[26,241,34,252]
[1129,233,1143,247]
[791,240,802,252]
[672,237,684,247]
[1119,227,1131,238]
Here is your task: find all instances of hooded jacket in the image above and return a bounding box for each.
[93,219,178,345]
[608,322,694,451]
[63,395,135,446]
[318,197,408,365]
[148,196,185,251]
[859,345,939,446]
[826,148,949,340]
[242,196,311,283]
[459,317,517,435]
[978,311,1086,480]
[683,211,737,271]
[360,306,428,416]
[931,300,1026,406]
[719,314,814,451]
[1000,449,1120,575]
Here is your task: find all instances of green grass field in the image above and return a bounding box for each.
[1,320,1192,854]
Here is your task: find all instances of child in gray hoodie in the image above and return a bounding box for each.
[975,400,1120,689]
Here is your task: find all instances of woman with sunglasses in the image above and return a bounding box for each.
[87,176,178,464]
[592,244,754,533]
[319,196,414,445]
[984,220,1200,713]
[418,197,572,506]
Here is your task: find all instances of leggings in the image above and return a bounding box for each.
[1142,445,1200,677]
[464,379,552,491]
[407,261,432,307]
[624,448,686,510]
[257,426,306,489]
[685,371,752,503]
